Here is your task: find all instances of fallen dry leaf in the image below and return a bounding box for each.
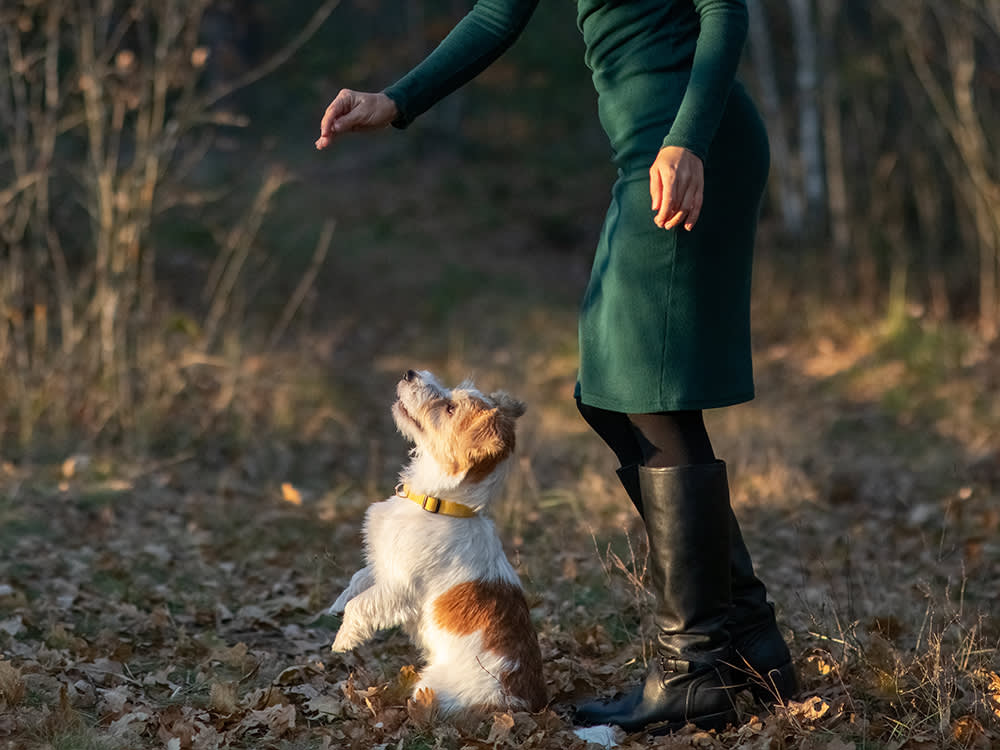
[107,709,154,738]
[209,681,240,715]
[380,663,420,706]
[805,651,838,677]
[304,693,343,720]
[790,696,831,722]
[191,723,225,750]
[406,686,438,728]
[974,669,1000,718]
[236,703,296,738]
[210,641,252,670]
[487,711,515,744]
[281,482,302,505]
[950,715,990,749]
[273,662,323,686]
[97,684,131,717]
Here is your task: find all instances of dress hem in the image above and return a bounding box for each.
[575,386,755,413]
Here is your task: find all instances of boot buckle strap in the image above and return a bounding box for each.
[659,657,692,674]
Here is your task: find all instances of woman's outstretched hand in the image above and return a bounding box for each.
[650,146,704,231]
[315,90,399,150]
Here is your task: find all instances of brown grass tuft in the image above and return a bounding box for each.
[0,660,25,708]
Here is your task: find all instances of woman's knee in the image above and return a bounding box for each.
[627,410,715,468]
[576,397,643,467]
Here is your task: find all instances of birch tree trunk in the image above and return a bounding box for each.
[746,0,803,236]
[787,0,825,233]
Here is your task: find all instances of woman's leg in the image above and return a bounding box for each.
[575,408,797,730]
[575,398,643,467]
[626,410,715,468]
[575,408,736,731]
[575,402,718,516]
[627,411,797,702]
[576,398,648,515]
[575,399,717,470]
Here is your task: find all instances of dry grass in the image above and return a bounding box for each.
[0,660,25,709]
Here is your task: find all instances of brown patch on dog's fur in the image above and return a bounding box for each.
[409,390,524,481]
[432,580,546,711]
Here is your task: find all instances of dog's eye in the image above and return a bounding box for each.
[445,402,456,416]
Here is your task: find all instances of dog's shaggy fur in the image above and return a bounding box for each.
[329,370,546,714]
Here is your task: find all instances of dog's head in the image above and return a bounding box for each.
[393,369,525,482]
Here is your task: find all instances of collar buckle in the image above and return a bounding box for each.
[397,483,476,518]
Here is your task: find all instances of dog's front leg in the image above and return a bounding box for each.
[331,584,415,652]
[327,565,374,614]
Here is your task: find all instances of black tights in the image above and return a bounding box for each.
[576,397,716,469]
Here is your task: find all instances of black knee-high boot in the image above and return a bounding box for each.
[614,461,798,704]
[575,463,738,733]
[727,516,799,702]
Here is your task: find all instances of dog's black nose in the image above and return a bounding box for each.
[404,369,417,382]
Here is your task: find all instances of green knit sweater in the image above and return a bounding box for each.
[385,0,749,169]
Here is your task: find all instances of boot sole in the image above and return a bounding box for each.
[645,707,738,735]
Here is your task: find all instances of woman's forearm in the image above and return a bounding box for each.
[385,0,541,128]
[661,0,749,160]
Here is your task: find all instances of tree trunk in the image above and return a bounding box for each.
[941,9,999,339]
[787,0,825,233]
[746,0,803,236]
[890,1,1000,338]
[817,0,850,295]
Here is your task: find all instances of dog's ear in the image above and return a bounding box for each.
[489,391,526,420]
[459,406,517,481]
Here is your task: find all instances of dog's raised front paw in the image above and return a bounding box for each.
[327,590,351,615]
[331,628,359,653]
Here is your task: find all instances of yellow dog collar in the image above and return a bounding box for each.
[397,484,477,518]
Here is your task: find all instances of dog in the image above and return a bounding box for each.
[328,369,546,715]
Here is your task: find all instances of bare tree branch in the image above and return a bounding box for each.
[200,0,341,110]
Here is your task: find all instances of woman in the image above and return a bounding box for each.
[316,0,797,734]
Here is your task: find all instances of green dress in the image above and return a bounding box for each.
[385,0,769,413]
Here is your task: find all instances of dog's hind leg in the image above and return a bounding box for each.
[328,565,375,614]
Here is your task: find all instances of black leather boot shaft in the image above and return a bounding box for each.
[727,508,798,702]
[614,460,798,703]
[640,463,732,659]
[576,462,737,732]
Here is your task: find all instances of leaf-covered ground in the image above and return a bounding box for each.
[3,307,999,749]
[3,151,1000,748]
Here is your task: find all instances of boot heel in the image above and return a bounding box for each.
[749,661,799,705]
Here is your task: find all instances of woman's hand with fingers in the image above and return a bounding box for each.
[649,146,704,231]
[316,89,399,149]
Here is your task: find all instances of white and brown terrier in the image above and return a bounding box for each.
[328,369,546,715]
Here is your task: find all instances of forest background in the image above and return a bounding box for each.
[1,1,999,749]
